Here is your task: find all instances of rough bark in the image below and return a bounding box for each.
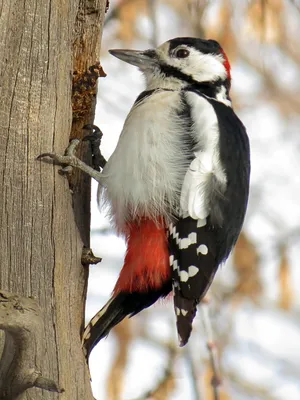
[0,290,64,399]
[0,0,106,399]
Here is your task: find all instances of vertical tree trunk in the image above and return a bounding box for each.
[0,0,106,398]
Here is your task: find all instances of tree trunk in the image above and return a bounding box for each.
[0,0,106,398]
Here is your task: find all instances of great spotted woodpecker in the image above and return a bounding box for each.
[40,37,250,357]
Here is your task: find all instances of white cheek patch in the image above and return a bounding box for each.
[159,46,227,83]
[187,51,227,82]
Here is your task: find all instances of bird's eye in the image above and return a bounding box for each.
[175,48,190,58]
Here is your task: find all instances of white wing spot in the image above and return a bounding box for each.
[188,265,199,277]
[197,244,208,255]
[181,309,188,316]
[179,232,197,249]
[169,255,174,266]
[176,307,180,316]
[180,271,189,282]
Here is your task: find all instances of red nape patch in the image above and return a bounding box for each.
[221,50,231,80]
[113,218,171,294]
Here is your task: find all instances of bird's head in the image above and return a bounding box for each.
[109,37,231,92]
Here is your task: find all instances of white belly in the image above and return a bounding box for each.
[100,90,190,229]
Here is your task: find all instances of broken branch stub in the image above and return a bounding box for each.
[0,290,63,399]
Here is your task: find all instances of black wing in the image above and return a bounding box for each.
[169,90,250,346]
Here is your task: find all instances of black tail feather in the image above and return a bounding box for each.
[82,283,171,358]
[174,295,197,346]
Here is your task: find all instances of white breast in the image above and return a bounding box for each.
[100,90,191,230]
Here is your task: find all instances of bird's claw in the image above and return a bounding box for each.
[37,139,81,175]
[82,125,106,171]
[37,131,103,183]
[82,124,103,142]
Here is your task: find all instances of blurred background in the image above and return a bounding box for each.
[86,1,300,399]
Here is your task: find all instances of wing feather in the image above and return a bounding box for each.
[170,90,250,346]
[180,156,212,220]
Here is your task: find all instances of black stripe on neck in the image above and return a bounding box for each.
[159,64,230,100]
[134,88,175,105]
[134,89,157,105]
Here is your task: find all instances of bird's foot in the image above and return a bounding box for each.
[82,124,107,171]
[37,125,106,183]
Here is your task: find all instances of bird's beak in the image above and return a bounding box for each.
[109,49,157,69]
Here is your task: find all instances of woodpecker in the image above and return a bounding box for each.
[40,37,250,357]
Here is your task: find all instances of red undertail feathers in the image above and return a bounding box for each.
[114,217,171,294]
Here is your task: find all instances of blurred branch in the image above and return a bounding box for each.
[278,38,300,67]
[104,0,137,26]
[200,299,221,400]
[238,50,300,115]
[185,347,203,400]
[290,0,300,13]
[278,244,293,310]
[107,319,132,400]
[233,340,300,381]
[260,0,267,42]
[187,0,207,38]
[227,370,278,400]
[232,231,262,305]
[148,0,158,47]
